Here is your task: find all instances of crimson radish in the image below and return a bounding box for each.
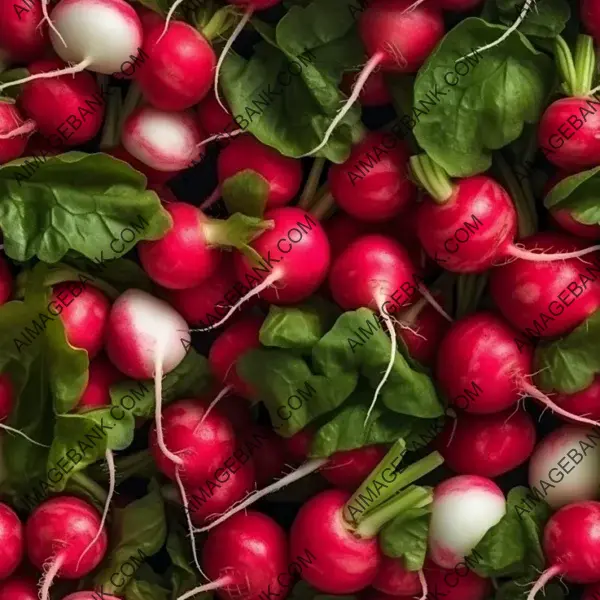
[26,496,107,600]
[0,503,23,580]
[329,131,416,222]
[552,208,600,239]
[76,355,123,411]
[122,106,205,172]
[428,475,506,569]
[546,376,600,424]
[372,556,423,596]
[582,0,600,44]
[436,409,536,477]
[0,103,32,164]
[217,135,303,209]
[423,559,491,600]
[283,427,314,462]
[321,445,388,491]
[0,0,49,63]
[136,20,216,111]
[340,68,392,107]
[0,576,38,600]
[528,424,600,509]
[527,501,600,598]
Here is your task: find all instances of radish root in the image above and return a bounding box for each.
[417,569,428,600]
[0,120,37,140]
[526,564,562,600]
[0,423,50,447]
[0,58,93,93]
[508,243,600,262]
[192,385,232,436]
[197,128,244,148]
[40,0,68,49]
[39,553,66,600]
[176,575,233,600]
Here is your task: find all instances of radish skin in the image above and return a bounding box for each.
[0,576,38,600]
[373,556,422,596]
[549,376,600,424]
[0,0,49,63]
[0,103,32,164]
[77,355,123,411]
[0,503,24,580]
[321,445,388,491]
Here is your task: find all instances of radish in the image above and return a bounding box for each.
[321,445,388,491]
[208,314,264,400]
[528,424,600,509]
[180,511,289,600]
[437,311,600,425]
[136,20,216,111]
[489,232,600,339]
[122,106,205,172]
[548,376,600,424]
[249,424,288,487]
[527,501,600,598]
[0,503,23,580]
[428,475,506,569]
[108,144,181,185]
[0,254,12,305]
[77,355,123,410]
[328,131,417,222]
[552,208,600,240]
[372,556,423,596]
[414,170,600,273]
[0,0,49,64]
[52,282,111,360]
[436,409,536,477]
[422,559,491,600]
[0,103,32,164]
[217,135,303,209]
[328,234,421,422]
[0,576,38,600]
[18,58,105,146]
[582,0,600,44]
[304,0,444,155]
[196,90,243,146]
[26,496,107,600]
[283,427,314,463]
[0,0,143,93]
[340,68,392,107]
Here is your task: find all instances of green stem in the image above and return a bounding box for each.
[202,5,240,42]
[116,83,143,144]
[554,36,578,97]
[309,190,336,221]
[409,154,453,204]
[573,35,596,96]
[298,158,326,209]
[69,471,108,506]
[354,486,432,538]
[99,86,122,150]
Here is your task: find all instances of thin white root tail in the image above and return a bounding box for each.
[158,0,186,43]
[214,9,253,113]
[0,423,50,447]
[0,58,93,93]
[197,128,244,148]
[526,565,562,600]
[509,243,600,262]
[364,305,397,426]
[176,576,232,600]
[76,449,115,572]
[417,283,453,323]
[193,385,232,436]
[417,569,428,600]
[401,0,428,13]
[199,186,222,211]
[40,0,68,49]
[0,120,37,140]
[299,52,383,158]
[39,553,65,600]
[193,458,327,533]
[190,271,280,333]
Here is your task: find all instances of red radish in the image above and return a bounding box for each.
[0,256,8,305]
[528,424,600,509]
[249,425,289,487]
[208,314,264,400]
[0,103,32,164]
[528,501,600,598]
[329,131,416,222]
[77,354,122,410]
[136,20,216,111]
[0,503,23,580]
[136,4,163,28]
[183,511,289,600]
[303,0,444,155]
[108,144,181,185]
[582,0,600,44]
[341,69,392,107]
[165,254,243,326]
[18,58,105,146]
[489,232,600,339]
[122,106,205,172]
[217,135,303,209]
[552,209,600,240]
[436,409,536,477]
[0,0,49,63]
[321,445,388,491]
[372,556,422,596]
[428,475,506,569]
[0,576,38,600]
[415,173,600,273]
[0,373,13,422]
[26,496,107,600]
[423,559,491,600]
[52,282,111,359]
[283,427,314,462]
[547,376,600,424]
[291,489,381,593]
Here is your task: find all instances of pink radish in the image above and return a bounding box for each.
[208,314,264,400]
[0,503,23,580]
[415,172,600,273]
[527,501,600,598]
[428,475,506,569]
[321,445,388,491]
[0,103,32,164]
[122,106,205,172]
[136,20,216,111]
[217,135,303,209]
[583,0,600,44]
[18,58,104,146]
[0,576,38,600]
[0,254,12,305]
[0,0,49,64]
[372,556,422,596]
[52,282,111,360]
[329,131,416,222]
[340,68,392,107]
[423,559,491,600]
[304,0,444,155]
[489,232,600,339]
[436,409,536,477]
[26,496,107,600]
[548,376,600,424]
[77,354,123,410]
[528,424,600,509]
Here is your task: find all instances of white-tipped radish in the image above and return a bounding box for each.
[428,475,506,569]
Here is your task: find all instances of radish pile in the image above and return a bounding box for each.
[1,1,600,599]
